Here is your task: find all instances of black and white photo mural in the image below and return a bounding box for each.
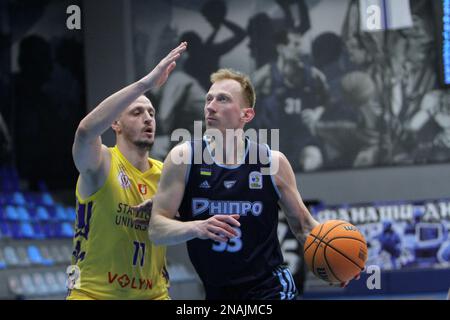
[132,0,447,172]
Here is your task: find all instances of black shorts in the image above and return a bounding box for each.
[203,265,298,300]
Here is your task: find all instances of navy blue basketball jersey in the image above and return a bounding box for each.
[178,138,284,287]
[259,63,323,170]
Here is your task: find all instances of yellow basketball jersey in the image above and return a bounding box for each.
[66,146,169,300]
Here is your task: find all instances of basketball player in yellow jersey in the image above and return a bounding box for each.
[67,42,188,300]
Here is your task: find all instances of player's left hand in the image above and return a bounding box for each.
[132,199,153,227]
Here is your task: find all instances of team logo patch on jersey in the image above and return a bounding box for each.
[138,184,147,195]
[118,171,131,189]
[200,168,212,176]
[249,171,263,189]
[199,180,211,189]
[224,180,236,189]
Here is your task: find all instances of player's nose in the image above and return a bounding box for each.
[206,102,217,114]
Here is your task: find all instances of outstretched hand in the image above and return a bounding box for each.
[141,42,187,89]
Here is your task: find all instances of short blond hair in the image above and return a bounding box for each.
[210,68,256,109]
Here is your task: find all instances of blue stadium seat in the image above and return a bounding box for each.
[25,192,55,206]
[41,192,54,206]
[12,192,26,206]
[8,275,25,297]
[3,246,20,267]
[20,274,37,297]
[32,273,50,296]
[59,222,74,238]
[16,206,30,221]
[38,245,55,265]
[27,246,53,266]
[16,247,31,267]
[5,205,19,221]
[43,272,60,294]
[20,222,35,239]
[54,205,67,221]
[35,206,50,222]
[65,207,77,222]
[56,271,68,293]
[61,222,75,238]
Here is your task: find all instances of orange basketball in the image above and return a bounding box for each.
[304,220,368,284]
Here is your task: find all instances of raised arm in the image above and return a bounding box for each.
[72,42,187,196]
[149,143,240,245]
[211,19,246,55]
[272,150,319,246]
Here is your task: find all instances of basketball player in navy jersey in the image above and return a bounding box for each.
[139,68,348,299]
[253,29,329,172]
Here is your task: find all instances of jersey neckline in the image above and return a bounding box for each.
[202,135,250,169]
[113,145,159,178]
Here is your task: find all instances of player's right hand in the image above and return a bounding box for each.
[195,214,241,243]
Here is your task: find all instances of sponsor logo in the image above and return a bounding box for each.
[107,272,153,290]
[224,180,236,189]
[199,180,211,189]
[249,171,263,189]
[192,198,263,216]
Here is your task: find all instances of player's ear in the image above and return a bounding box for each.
[111,120,121,133]
[241,108,255,123]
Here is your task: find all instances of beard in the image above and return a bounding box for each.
[134,139,154,149]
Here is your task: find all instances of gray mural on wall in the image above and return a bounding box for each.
[132,0,445,172]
